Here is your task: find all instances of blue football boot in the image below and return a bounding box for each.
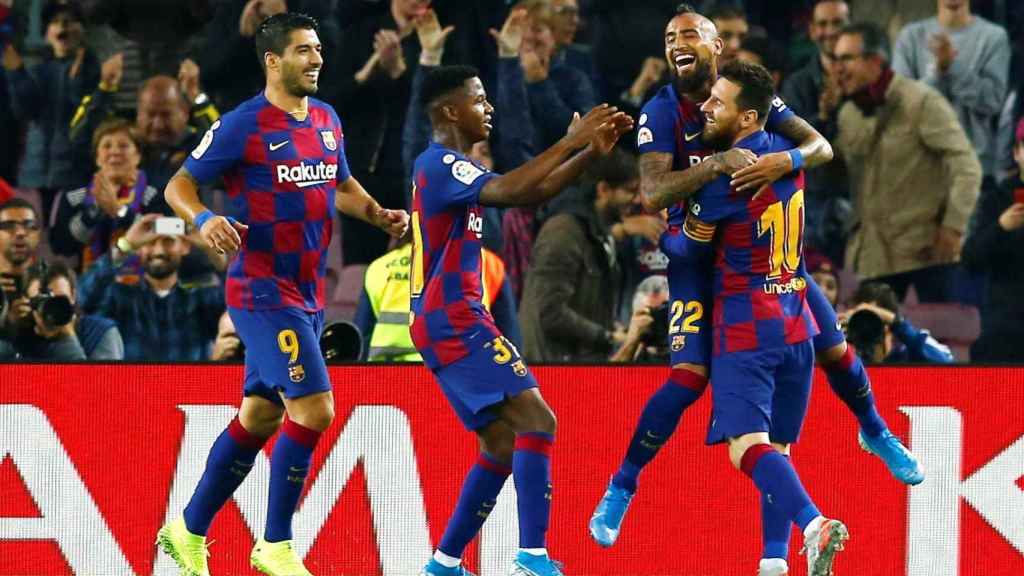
[508,551,564,576]
[588,479,635,548]
[859,428,925,485]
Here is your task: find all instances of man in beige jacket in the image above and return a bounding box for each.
[831,22,981,301]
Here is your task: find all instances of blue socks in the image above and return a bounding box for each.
[761,482,791,560]
[437,452,511,559]
[824,346,887,437]
[183,417,266,536]
[741,444,820,532]
[513,432,554,549]
[613,369,706,493]
[265,419,321,543]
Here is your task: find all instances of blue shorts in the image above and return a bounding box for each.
[229,306,331,405]
[706,340,814,445]
[433,333,538,431]
[806,274,846,353]
[662,232,713,368]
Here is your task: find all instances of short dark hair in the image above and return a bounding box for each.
[254,12,319,69]
[420,65,480,109]
[851,281,900,314]
[587,147,639,188]
[839,21,889,62]
[26,260,77,295]
[718,59,775,121]
[42,1,84,27]
[0,197,38,221]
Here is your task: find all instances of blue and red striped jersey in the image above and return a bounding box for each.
[408,142,500,370]
[683,130,818,355]
[636,83,795,226]
[183,93,350,312]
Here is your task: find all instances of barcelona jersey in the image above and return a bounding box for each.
[183,92,350,312]
[636,83,795,226]
[683,130,819,355]
[409,142,501,371]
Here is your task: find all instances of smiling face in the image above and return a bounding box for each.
[810,1,850,58]
[700,77,749,149]
[95,129,141,178]
[833,32,882,96]
[275,28,324,98]
[450,77,494,144]
[664,13,721,94]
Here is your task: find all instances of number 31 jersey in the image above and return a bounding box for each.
[408,142,500,370]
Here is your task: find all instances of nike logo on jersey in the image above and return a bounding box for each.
[684,132,700,142]
[269,140,289,151]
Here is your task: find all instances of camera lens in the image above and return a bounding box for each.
[40,295,74,328]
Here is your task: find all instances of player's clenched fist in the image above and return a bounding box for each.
[374,207,410,238]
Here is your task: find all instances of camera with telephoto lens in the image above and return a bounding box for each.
[29,290,74,329]
[845,308,886,362]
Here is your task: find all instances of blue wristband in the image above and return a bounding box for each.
[193,209,215,230]
[788,149,804,172]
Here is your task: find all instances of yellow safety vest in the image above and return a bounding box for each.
[365,244,506,362]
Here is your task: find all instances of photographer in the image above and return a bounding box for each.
[13,261,123,360]
[0,198,41,335]
[611,275,671,363]
[843,282,954,364]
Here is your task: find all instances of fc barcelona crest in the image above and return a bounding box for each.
[320,130,337,151]
[288,364,306,383]
[671,335,686,352]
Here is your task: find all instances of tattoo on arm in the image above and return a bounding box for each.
[639,152,720,212]
[777,115,833,169]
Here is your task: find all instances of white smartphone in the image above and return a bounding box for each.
[154,217,186,236]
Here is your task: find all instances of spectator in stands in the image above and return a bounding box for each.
[323,0,425,266]
[3,1,100,219]
[14,261,123,360]
[806,250,841,308]
[77,213,223,361]
[210,311,244,362]
[833,23,981,302]
[960,120,1024,363]
[735,35,785,91]
[354,235,520,362]
[586,0,677,108]
[51,118,163,268]
[617,56,668,115]
[609,274,670,363]
[0,198,41,334]
[707,2,749,66]
[70,67,219,194]
[892,0,1010,184]
[549,0,594,83]
[518,148,640,362]
[514,1,596,153]
[843,281,954,364]
[781,0,851,264]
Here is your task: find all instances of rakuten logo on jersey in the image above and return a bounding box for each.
[276,162,338,188]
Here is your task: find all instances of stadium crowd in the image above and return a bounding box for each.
[0,0,1021,363]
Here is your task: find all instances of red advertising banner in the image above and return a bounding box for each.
[0,365,1022,575]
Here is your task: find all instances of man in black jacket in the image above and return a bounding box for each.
[961,120,1024,362]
